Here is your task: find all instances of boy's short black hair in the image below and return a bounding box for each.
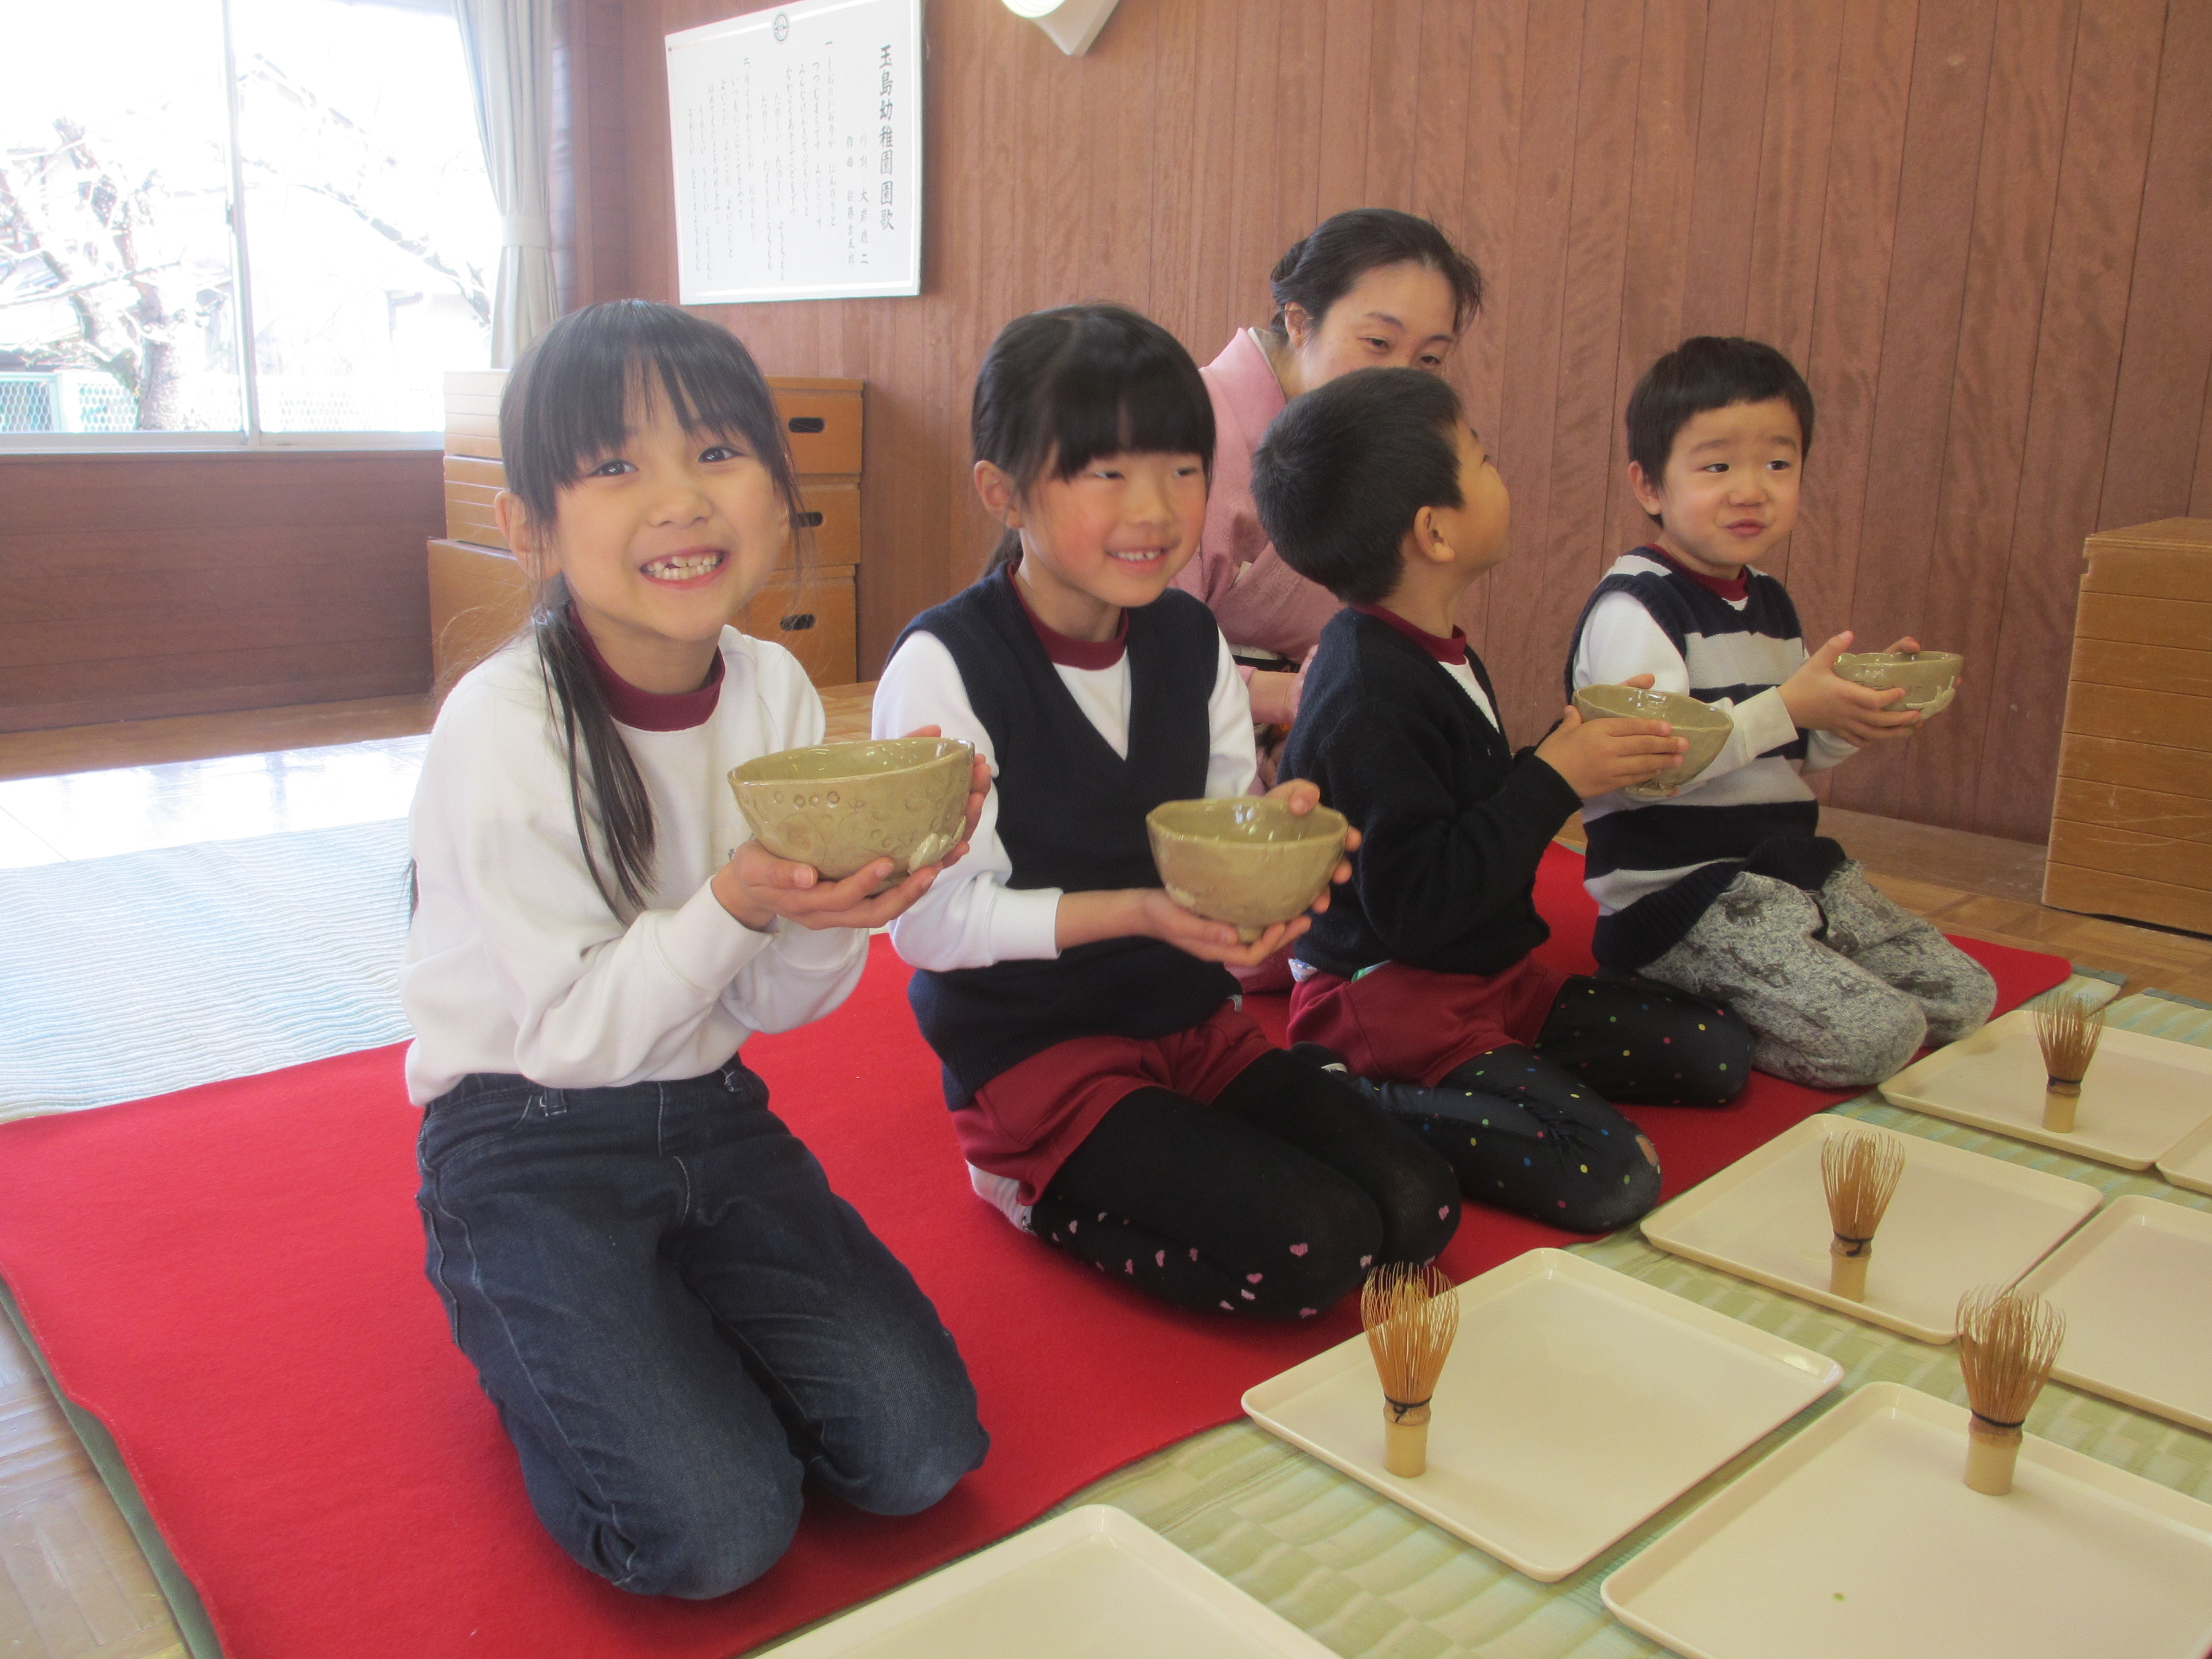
[1251,367,1465,607]
[1626,336,1815,506]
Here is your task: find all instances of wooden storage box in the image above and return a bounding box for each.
[442,453,505,548]
[2043,518,2212,935]
[765,377,863,477]
[739,564,858,689]
[428,540,858,694]
[442,459,853,568]
[441,371,862,478]
[428,538,531,690]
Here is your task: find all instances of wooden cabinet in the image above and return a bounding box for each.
[430,369,864,692]
[429,540,858,696]
[427,538,532,691]
[738,566,859,690]
[2043,519,2212,934]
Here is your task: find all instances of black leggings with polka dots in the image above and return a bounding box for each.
[1346,974,1752,1234]
[1027,1049,1460,1321]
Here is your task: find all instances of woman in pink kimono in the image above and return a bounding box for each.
[1177,210,1486,749]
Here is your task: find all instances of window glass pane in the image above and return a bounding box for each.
[0,0,244,434]
[231,0,497,432]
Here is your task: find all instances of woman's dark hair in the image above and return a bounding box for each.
[1251,367,1466,607]
[971,303,1215,574]
[502,298,804,912]
[1267,208,1484,341]
[1626,336,1816,520]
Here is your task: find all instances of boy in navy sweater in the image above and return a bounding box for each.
[1254,367,1750,1232]
[1567,337,1995,1087]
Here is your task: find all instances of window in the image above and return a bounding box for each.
[0,0,497,447]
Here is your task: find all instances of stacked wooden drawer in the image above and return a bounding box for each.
[428,369,863,692]
[2043,518,2212,935]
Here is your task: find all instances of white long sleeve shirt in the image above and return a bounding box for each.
[872,627,1257,973]
[400,629,867,1104]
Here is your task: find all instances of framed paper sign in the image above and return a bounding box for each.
[666,0,924,303]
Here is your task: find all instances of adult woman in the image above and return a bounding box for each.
[1176,209,1485,734]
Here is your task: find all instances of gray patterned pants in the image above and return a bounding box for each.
[1641,862,1997,1089]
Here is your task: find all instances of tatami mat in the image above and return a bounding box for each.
[999,981,2212,1659]
[0,820,412,1121]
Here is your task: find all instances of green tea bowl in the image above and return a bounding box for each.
[729,737,972,879]
[1146,797,1350,942]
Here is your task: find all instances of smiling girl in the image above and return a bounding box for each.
[401,300,985,1598]
[873,304,1459,1321]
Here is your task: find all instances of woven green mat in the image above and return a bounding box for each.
[1033,978,2212,1659]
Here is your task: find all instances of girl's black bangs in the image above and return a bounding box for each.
[1034,326,1215,483]
[502,303,787,523]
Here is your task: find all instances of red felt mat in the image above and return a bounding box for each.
[0,845,2067,1659]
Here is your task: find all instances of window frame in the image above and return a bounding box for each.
[0,0,481,456]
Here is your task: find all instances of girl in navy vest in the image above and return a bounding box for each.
[874,304,1459,1320]
[403,301,985,1597]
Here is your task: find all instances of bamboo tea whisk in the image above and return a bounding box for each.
[1957,1285,2065,1496]
[1362,1262,1459,1478]
[2036,993,2105,1133]
[1821,1131,1905,1302]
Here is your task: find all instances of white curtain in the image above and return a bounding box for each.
[455,0,559,367]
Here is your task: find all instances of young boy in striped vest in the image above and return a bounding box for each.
[1567,336,1996,1088]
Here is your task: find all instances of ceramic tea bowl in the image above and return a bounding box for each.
[1834,649,1963,717]
[1146,797,1350,942]
[1572,684,1734,799]
[729,737,972,879]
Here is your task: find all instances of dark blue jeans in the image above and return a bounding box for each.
[416,1057,987,1598]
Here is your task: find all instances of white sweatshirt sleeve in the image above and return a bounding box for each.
[1205,632,1261,799]
[401,643,866,1095]
[1803,729,1860,773]
[873,630,1063,971]
[1571,591,1807,794]
[411,717,765,1086]
[873,626,1256,971]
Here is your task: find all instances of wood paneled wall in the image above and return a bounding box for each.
[603,0,2211,841]
[552,0,635,312]
[0,453,442,733]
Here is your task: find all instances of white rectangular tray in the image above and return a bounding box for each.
[1879,1008,2212,1168]
[1602,1382,2212,1659]
[770,1505,1335,1658]
[2156,1112,2212,1196]
[1240,1248,1841,1582]
[1639,1117,2101,1342]
[2013,1193,2212,1433]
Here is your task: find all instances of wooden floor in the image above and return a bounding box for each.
[0,696,437,785]
[2,688,2208,1659]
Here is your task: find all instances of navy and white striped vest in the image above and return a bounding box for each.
[1566,549,1841,969]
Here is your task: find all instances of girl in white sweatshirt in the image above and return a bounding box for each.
[401,301,985,1599]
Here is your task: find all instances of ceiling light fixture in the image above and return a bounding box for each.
[1000,0,1120,56]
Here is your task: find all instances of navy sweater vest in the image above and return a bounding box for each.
[1565,553,1843,969]
[898,573,1236,1105]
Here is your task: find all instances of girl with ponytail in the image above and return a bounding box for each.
[873,303,1458,1323]
[400,300,985,1599]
